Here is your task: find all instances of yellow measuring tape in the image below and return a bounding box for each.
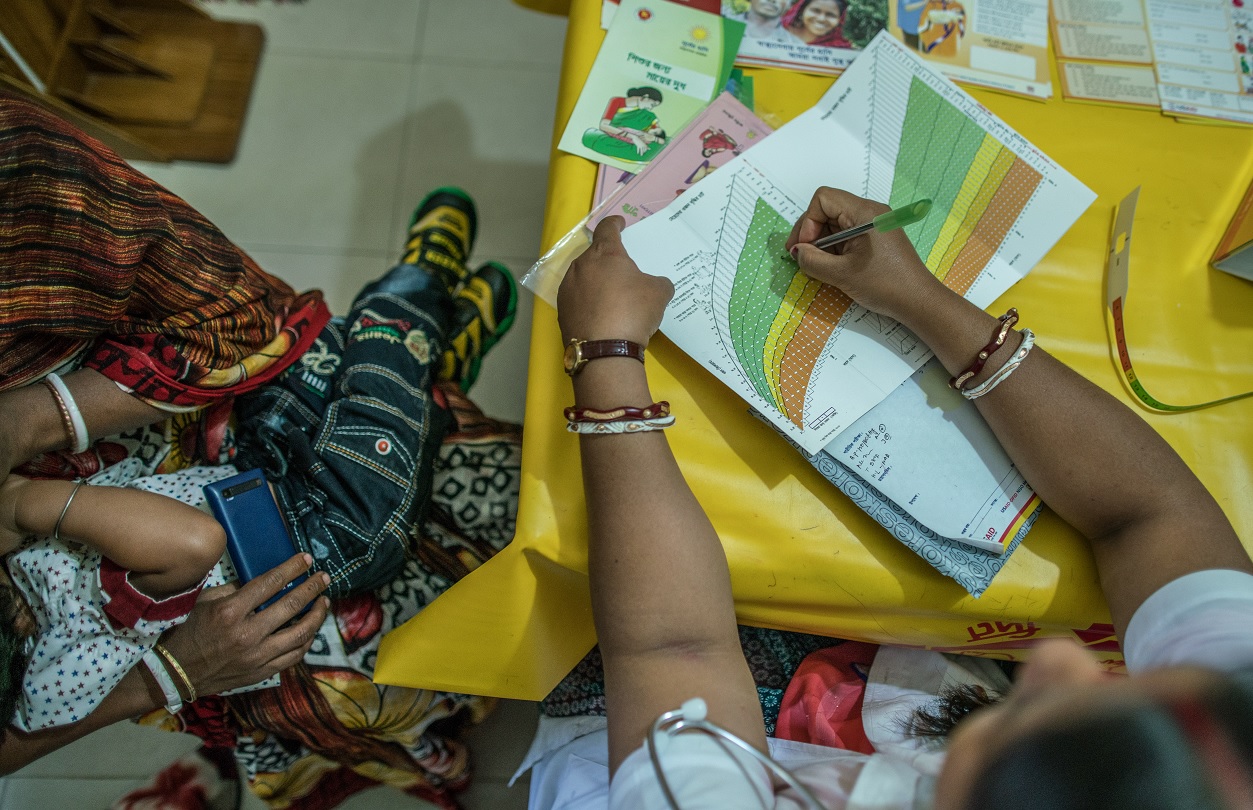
[1105,187,1253,413]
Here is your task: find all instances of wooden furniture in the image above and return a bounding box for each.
[375,0,1253,700]
[0,0,263,162]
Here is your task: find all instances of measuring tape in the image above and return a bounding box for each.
[1105,187,1253,413]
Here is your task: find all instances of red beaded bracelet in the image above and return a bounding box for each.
[949,309,1019,391]
[564,401,671,423]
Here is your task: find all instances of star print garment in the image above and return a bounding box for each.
[7,538,205,731]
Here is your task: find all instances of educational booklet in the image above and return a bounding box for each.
[559,0,745,173]
[591,71,759,209]
[1212,173,1253,280]
[591,91,775,226]
[619,32,1095,455]
[601,0,1053,100]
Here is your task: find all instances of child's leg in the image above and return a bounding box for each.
[235,191,482,597]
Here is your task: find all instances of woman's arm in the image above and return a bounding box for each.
[0,476,225,598]
[788,188,1252,636]
[0,554,329,775]
[0,369,165,476]
[558,218,767,773]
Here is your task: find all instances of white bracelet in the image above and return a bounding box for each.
[44,373,90,453]
[141,648,183,714]
[566,415,676,434]
[962,329,1036,400]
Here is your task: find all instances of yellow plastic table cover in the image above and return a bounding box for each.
[376,0,1253,700]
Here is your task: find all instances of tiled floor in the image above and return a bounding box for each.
[0,1,568,807]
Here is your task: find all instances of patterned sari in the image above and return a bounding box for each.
[136,385,522,810]
[0,94,329,472]
[0,97,516,808]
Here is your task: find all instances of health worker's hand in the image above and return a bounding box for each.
[558,216,674,348]
[786,187,942,324]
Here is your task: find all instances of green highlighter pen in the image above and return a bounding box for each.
[801,198,932,254]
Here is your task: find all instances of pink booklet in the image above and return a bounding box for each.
[590,92,773,230]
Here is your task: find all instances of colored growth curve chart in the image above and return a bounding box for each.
[867,61,1045,302]
[623,33,1094,453]
[711,171,857,431]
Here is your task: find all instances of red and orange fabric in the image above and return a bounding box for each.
[0,94,329,409]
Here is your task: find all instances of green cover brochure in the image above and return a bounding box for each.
[559,0,745,173]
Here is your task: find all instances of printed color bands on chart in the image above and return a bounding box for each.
[727,194,851,428]
[887,78,1042,292]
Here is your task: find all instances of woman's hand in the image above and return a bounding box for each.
[785,187,943,324]
[559,216,675,347]
[159,554,330,696]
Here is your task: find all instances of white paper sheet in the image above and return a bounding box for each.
[622,32,1095,453]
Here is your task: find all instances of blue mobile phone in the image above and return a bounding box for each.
[203,468,309,613]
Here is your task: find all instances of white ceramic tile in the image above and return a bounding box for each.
[400,61,561,262]
[135,52,412,254]
[461,779,531,809]
[464,699,540,782]
[333,785,440,809]
[464,267,535,424]
[239,246,394,316]
[11,721,199,779]
[421,0,569,67]
[3,776,150,807]
[198,0,426,59]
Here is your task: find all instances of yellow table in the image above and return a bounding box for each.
[376,0,1253,700]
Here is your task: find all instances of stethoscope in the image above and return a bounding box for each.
[646,697,827,810]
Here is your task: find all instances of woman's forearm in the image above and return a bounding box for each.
[0,666,162,776]
[893,280,1230,544]
[574,360,742,658]
[892,278,1249,630]
[0,369,165,472]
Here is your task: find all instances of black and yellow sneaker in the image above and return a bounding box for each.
[441,261,518,392]
[402,186,477,292]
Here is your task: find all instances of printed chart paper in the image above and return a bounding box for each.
[621,33,1095,454]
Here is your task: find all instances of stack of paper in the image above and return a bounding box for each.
[1053,0,1253,126]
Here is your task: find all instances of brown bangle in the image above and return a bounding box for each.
[563,338,646,377]
[43,378,78,451]
[564,401,671,423]
[950,308,1019,391]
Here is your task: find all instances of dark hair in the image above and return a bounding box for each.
[902,682,1002,738]
[965,668,1253,809]
[626,86,663,103]
[0,583,32,743]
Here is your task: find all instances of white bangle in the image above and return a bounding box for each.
[962,329,1036,400]
[141,648,183,714]
[44,373,90,453]
[566,415,676,434]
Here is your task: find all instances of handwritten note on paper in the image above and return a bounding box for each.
[822,358,1039,554]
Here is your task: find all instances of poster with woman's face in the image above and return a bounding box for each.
[719,0,1050,99]
[602,0,1051,99]
[722,0,877,75]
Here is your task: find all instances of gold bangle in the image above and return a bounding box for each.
[152,642,197,703]
[53,481,85,543]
